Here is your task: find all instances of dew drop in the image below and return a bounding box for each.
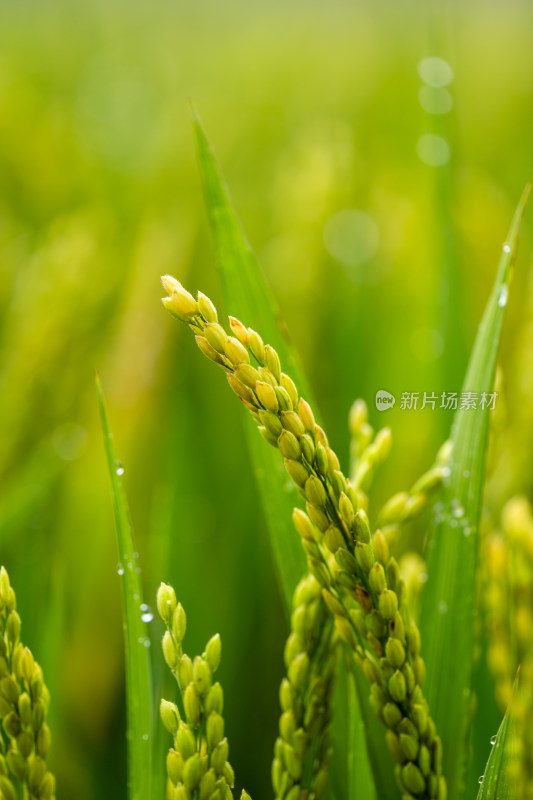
[116,461,125,476]
[478,776,484,784]
[438,600,448,614]
[142,733,149,741]
[502,242,511,254]
[498,285,508,308]
[117,564,124,576]
[141,609,154,624]
[490,734,497,745]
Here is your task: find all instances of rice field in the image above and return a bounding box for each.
[1,1,533,798]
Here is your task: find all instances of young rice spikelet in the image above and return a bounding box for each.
[0,567,56,800]
[157,582,252,800]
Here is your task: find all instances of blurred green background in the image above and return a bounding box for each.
[1,0,533,797]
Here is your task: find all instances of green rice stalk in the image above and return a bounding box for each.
[0,566,56,800]
[349,397,448,548]
[156,582,252,800]
[348,399,392,500]
[272,575,336,800]
[161,277,446,800]
[376,441,451,548]
[396,555,428,627]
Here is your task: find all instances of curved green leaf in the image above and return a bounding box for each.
[420,186,530,800]
[192,110,308,605]
[476,679,517,800]
[97,375,154,800]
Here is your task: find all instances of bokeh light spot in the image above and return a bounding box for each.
[417,134,450,167]
[323,209,379,269]
[418,86,453,115]
[418,57,454,87]
[53,423,87,461]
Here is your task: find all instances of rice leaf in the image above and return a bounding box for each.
[191,114,379,800]
[344,660,381,800]
[420,186,530,800]
[475,679,517,800]
[96,375,153,800]
[466,628,502,795]
[329,656,380,800]
[192,110,310,604]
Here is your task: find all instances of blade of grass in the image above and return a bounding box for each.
[191,110,315,405]
[475,678,517,800]
[192,109,308,605]
[344,658,380,800]
[96,374,153,800]
[420,186,530,800]
[466,627,502,795]
[329,656,377,800]
[191,113,381,800]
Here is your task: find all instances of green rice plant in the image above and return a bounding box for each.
[0,567,55,800]
[160,275,447,799]
[156,582,251,800]
[272,574,336,800]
